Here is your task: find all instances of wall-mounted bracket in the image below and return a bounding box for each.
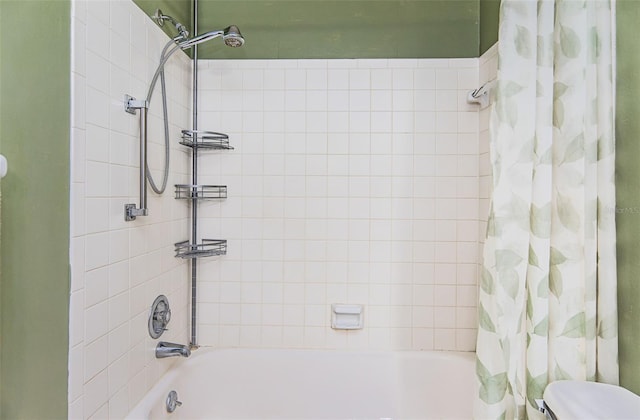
[467,80,495,109]
[124,94,148,114]
[125,203,148,221]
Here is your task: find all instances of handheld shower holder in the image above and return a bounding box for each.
[124,94,150,221]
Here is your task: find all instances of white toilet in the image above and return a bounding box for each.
[540,380,640,419]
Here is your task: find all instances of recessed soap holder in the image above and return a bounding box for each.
[331,304,364,330]
[149,295,171,339]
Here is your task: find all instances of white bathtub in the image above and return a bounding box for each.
[126,349,476,420]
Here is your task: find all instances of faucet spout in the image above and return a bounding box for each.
[156,341,191,358]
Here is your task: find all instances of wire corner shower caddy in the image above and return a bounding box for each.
[175,131,232,259]
[174,131,231,261]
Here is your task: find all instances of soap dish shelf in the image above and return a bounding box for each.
[180,130,234,150]
[175,184,227,200]
[174,239,227,259]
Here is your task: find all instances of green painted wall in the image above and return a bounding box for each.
[479,0,499,54]
[196,0,479,59]
[133,0,481,59]
[615,0,640,396]
[0,1,70,418]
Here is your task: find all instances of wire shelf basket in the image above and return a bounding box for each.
[174,239,227,259]
[175,184,227,200]
[180,130,234,150]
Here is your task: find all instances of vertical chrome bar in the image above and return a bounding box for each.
[190,0,199,348]
[124,95,149,221]
[139,106,148,211]
[192,0,199,131]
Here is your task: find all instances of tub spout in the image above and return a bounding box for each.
[156,341,191,358]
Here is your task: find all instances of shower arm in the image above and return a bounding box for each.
[124,95,149,221]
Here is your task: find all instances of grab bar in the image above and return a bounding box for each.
[124,94,149,221]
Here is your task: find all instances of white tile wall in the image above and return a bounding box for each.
[70,1,495,412]
[70,1,192,418]
[195,58,481,352]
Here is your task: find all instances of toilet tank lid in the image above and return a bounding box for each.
[544,380,640,420]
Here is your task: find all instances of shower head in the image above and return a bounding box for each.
[153,9,189,39]
[178,26,245,49]
[223,25,245,48]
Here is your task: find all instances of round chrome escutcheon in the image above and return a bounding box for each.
[148,295,171,339]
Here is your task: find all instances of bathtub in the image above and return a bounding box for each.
[126,349,476,419]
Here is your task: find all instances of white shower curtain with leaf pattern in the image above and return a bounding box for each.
[476,0,618,418]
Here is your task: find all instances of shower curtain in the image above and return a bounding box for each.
[476,1,618,419]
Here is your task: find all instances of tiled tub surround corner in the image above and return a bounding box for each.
[478,44,497,264]
[69,1,192,418]
[194,58,481,352]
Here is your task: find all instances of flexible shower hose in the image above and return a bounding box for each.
[144,38,183,195]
